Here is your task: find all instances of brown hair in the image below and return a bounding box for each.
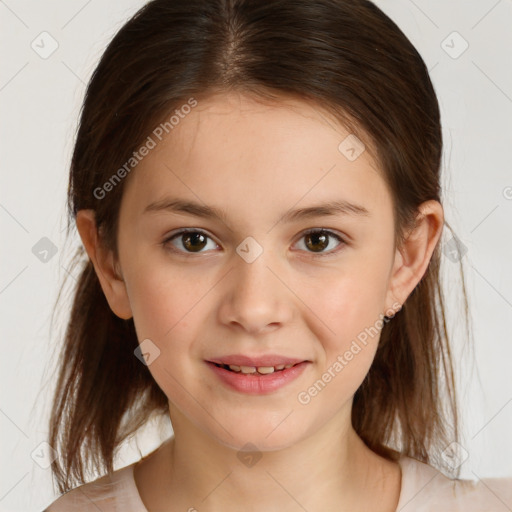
[48,0,471,494]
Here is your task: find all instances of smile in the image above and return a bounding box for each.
[212,362,297,374]
[205,361,309,394]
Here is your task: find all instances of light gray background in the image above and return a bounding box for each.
[1,1,511,510]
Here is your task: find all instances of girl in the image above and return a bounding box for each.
[45,0,512,510]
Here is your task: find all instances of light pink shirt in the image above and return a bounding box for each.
[46,455,512,511]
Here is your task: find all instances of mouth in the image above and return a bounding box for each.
[210,361,301,375]
[205,359,310,394]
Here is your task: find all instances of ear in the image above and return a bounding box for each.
[75,209,133,320]
[385,200,444,312]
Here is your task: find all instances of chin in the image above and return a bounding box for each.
[205,415,308,453]
[217,433,299,453]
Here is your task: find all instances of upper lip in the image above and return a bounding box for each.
[207,354,308,367]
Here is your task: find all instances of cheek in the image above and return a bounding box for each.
[305,256,392,390]
[314,265,390,340]
[125,268,202,400]
[302,276,386,411]
[125,259,208,340]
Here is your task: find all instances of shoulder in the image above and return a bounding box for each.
[398,456,512,511]
[44,463,142,512]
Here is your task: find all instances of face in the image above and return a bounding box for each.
[103,92,405,451]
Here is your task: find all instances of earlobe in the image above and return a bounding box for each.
[385,200,444,310]
[75,209,133,320]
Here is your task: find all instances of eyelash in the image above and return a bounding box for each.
[161,228,346,258]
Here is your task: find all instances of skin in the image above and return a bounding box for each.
[75,91,444,512]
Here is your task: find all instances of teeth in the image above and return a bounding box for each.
[256,366,275,374]
[226,363,296,374]
[240,365,257,374]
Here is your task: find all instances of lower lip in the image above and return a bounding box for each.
[205,361,309,395]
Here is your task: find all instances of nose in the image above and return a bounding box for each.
[217,247,294,335]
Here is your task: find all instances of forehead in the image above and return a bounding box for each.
[120,92,391,224]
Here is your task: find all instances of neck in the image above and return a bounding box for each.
[137,405,401,512]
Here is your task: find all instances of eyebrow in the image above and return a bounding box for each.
[143,197,370,226]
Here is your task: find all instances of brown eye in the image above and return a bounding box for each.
[296,229,345,255]
[163,229,218,254]
[305,231,329,252]
[181,232,208,252]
